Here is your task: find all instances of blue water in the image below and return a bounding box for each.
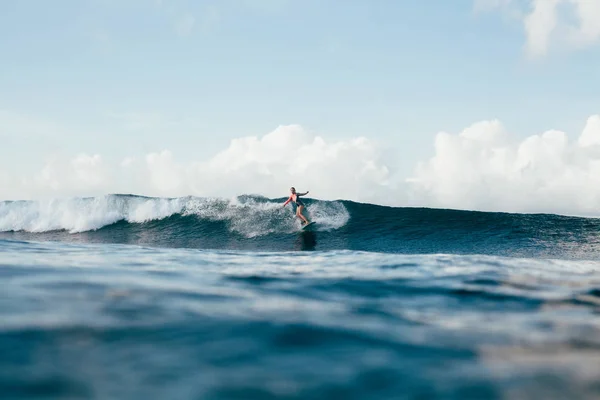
[2,195,600,399]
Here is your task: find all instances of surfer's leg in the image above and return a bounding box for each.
[297,205,309,224]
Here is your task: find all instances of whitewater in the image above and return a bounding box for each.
[0,194,349,236]
[2,194,600,399]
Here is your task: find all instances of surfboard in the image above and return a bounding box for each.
[301,221,316,230]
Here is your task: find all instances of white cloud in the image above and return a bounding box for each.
[121,157,135,168]
[71,154,107,187]
[477,0,600,56]
[23,154,110,199]
[570,0,600,48]
[175,13,196,37]
[408,114,600,216]
[5,117,600,217]
[136,125,393,202]
[524,0,562,57]
[0,125,393,204]
[578,115,600,147]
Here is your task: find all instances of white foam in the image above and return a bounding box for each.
[182,196,350,238]
[0,196,185,233]
[0,195,350,236]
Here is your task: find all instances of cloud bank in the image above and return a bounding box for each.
[478,0,600,56]
[1,125,392,204]
[409,115,600,216]
[3,116,600,217]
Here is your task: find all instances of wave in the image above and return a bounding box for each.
[1,194,600,259]
[0,194,349,236]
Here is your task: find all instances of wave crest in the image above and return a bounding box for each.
[0,194,350,237]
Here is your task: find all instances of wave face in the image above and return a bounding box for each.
[1,194,600,259]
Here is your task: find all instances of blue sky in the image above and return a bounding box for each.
[1,0,600,209]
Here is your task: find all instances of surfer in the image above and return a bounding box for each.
[282,187,310,225]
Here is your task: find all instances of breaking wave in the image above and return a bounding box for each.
[2,194,600,259]
[0,194,349,237]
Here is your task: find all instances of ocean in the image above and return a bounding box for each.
[2,194,600,399]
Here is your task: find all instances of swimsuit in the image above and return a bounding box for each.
[294,195,304,207]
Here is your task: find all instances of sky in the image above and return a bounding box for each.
[1,0,600,215]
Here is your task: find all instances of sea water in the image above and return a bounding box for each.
[2,195,600,399]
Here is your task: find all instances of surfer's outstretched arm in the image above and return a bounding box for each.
[298,191,309,196]
[282,196,292,207]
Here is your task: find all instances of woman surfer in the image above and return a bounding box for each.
[282,187,310,225]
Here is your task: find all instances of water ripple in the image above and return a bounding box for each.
[2,240,600,398]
